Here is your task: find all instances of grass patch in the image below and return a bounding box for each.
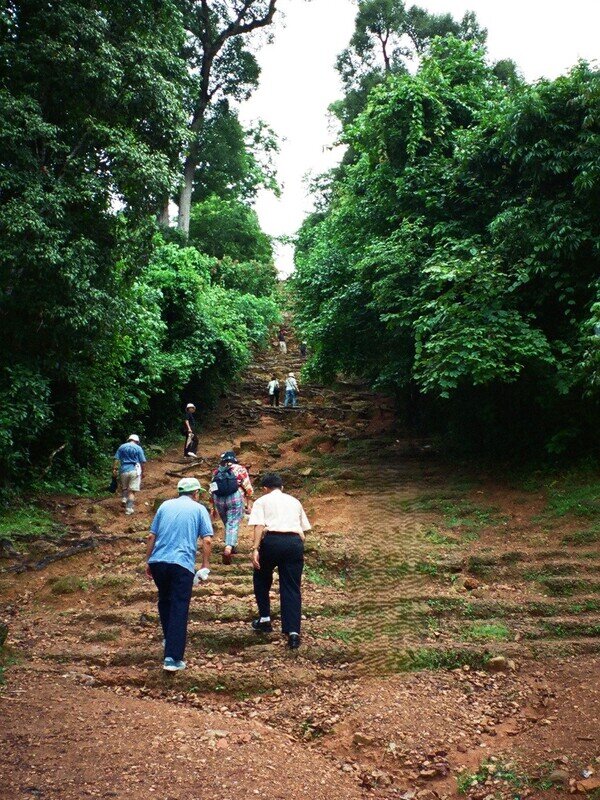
[91,575,135,590]
[462,622,511,642]
[84,627,122,642]
[543,480,600,519]
[48,575,88,594]
[304,565,345,588]
[0,504,64,550]
[424,527,458,546]
[396,647,490,672]
[562,526,600,546]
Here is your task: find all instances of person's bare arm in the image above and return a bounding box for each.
[145,533,156,579]
[251,525,265,569]
[201,536,212,569]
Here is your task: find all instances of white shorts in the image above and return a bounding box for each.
[121,469,141,492]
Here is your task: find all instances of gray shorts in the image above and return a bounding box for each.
[121,469,141,492]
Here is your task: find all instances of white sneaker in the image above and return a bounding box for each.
[163,658,186,672]
[186,452,197,458]
[121,497,127,505]
[125,508,135,515]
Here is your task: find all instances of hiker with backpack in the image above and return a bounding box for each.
[210,450,254,565]
[183,402,199,458]
[267,375,280,407]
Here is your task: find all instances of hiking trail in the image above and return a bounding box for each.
[1,333,599,800]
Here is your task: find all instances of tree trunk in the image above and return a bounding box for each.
[157,197,170,228]
[177,156,196,235]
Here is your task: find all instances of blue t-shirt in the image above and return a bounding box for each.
[149,495,213,574]
[114,442,147,474]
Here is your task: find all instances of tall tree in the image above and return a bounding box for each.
[176,0,279,235]
[0,0,188,480]
[333,0,486,127]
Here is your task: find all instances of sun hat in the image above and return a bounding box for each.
[128,434,140,443]
[288,372,295,377]
[186,403,196,409]
[177,477,203,494]
[220,450,238,463]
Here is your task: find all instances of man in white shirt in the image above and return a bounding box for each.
[247,473,311,649]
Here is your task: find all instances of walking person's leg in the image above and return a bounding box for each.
[292,390,298,408]
[284,389,291,407]
[222,492,244,564]
[149,562,172,651]
[253,537,275,628]
[274,389,280,407]
[276,537,304,640]
[269,393,274,406]
[164,564,194,664]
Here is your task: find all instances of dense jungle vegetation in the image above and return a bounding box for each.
[0,1,282,490]
[293,1,600,455]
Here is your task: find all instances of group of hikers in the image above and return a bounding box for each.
[267,372,299,407]
[112,430,311,671]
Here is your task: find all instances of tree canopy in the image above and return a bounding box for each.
[294,36,600,454]
[0,1,280,490]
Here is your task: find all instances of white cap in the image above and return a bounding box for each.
[128,434,140,443]
[288,372,295,377]
[186,403,196,409]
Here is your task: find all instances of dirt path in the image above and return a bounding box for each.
[1,340,599,799]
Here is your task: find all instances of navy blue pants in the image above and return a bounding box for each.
[253,534,304,634]
[149,562,194,661]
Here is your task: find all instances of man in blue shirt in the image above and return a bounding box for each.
[146,477,213,672]
[113,434,147,515]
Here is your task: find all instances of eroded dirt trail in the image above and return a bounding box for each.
[1,340,599,800]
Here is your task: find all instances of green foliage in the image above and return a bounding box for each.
[0,2,281,491]
[295,33,600,454]
[48,576,88,595]
[0,505,61,549]
[189,195,273,262]
[462,622,511,641]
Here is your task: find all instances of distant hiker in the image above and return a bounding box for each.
[248,473,311,649]
[267,375,280,407]
[300,341,307,358]
[146,477,213,672]
[183,402,199,458]
[284,372,299,407]
[278,328,287,354]
[210,450,254,565]
[113,434,146,516]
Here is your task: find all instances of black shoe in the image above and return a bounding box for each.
[287,633,301,649]
[252,619,273,633]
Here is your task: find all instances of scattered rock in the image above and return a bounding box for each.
[353,732,375,747]
[577,777,600,793]
[549,770,570,786]
[463,577,480,591]
[298,468,313,477]
[485,656,516,673]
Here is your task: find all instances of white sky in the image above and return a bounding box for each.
[240,0,600,276]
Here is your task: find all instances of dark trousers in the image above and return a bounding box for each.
[149,562,194,661]
[184,432,199,456]
[269,390,280,407]
[253,534,304,634]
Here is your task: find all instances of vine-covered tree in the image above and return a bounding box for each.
[294,37,600,453]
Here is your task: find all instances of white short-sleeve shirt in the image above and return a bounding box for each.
[248,489,311,534]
